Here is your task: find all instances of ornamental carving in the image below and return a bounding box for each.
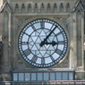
[16,17,32,28]
[54,16,68,25]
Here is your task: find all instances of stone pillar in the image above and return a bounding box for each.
[8,12,11,72]
[76,10,82,66]
[69,13,77,68]
[25,3,28,12]
[3,11,9,70]
[0,13,3,81]
[2,11,11,80]
[81,12,84,68]
[84,11,85,70]
[0,41,3,75]
[12,15,16,68]
[81,13,84,68]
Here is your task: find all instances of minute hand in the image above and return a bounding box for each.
[44,25,58,42]
[40,25,58,47]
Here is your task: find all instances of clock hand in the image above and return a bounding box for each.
[44,25,58,42]
[40,25,58,47]
[44,41,58,46]
[52,41,58,46]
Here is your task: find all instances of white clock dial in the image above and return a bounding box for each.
[18,19,68,67]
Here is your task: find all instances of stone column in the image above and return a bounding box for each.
[76,10,83,66]
[0,13,3,81]
[83,11,85,70]
[2,11,11,80]
[8,12,11,71]
[12,15,16,68]
[81,12,84,69]
[69,13,77,68]
[3,11,9,70]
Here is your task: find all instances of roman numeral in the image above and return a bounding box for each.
[31,56,37,63]
[50,56,54,61]
[32,25,36,30]
[58,41,64,45]
[23,49,30,56]
[41,58,45,64]
[56,49,62,55]
[41,21,44,28]
[21,42,28,45]
[24,32,30,36]
[55,32,61,36]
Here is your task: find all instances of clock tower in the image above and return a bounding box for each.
[0,0,85,84]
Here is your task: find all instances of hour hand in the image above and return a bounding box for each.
[40,41,58,47]
[45,41,58,46]
[40,25,58,47]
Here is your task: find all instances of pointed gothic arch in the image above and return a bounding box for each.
[53,3,57,12]
[40,3,45,12]
[66,3,70,12]
[60,3,64,12]
[28,4,32,12]
[34,3,38,12]
[21,3,25,12]
[76,9,82,66]
[47,3,51,12]
[15,3,19,12]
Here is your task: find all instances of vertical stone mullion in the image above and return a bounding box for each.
[69,15,74,68]
[70,13,77,68]
[3,11,9,71]
[77,11,82,66]
[73,13,77,68]
[81,12,84,68]
[0,13,3,74]
[84,11,85,70]
[25,3,28,12]
[12,15,16,68]
[8,12,11,69]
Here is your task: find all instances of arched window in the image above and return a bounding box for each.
[15,4,19,12]
[53,3,57,12]
[40,3,45,12]
[21,4,25,12]
[66,3,70,12]
[4,11,9,39]
[60,3,64,12]
[34,4,38,12]
[47,4,51,12]
[28,4,32,12]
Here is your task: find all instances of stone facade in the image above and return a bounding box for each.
[0,0,85,81]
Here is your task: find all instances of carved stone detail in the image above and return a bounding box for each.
[54,16,68,25]
[16,17,32,28]
[15,54,30,68]
[56,57,69,68]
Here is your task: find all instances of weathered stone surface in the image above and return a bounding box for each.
[0,0,85,81]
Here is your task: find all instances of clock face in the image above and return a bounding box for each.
[18,19,68,68]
